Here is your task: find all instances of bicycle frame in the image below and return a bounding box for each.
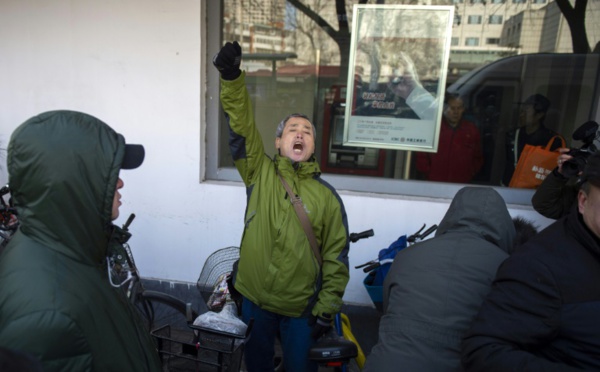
[0,184,19,252]
[106,214,199,330]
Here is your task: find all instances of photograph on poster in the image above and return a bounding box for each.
[344,5,454,152]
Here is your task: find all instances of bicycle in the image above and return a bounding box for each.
[107,214,253,371]
[106,213,198,331]
[0,184,19,253]
[359,223,438,312]
[310,225,438,372]
[309,228,375,372]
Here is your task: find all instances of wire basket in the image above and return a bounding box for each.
[152,322,248,372]
[196,247,240,304]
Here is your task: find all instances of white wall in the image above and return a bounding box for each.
[0,0,554,306]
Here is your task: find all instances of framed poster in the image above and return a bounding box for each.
[344,4,454,152]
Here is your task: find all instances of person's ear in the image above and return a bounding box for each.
[275,137,281,150]
[578,189,588,215]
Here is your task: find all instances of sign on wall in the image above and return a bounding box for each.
[344,5,454,152]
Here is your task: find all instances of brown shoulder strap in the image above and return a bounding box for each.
[278,175,323,266]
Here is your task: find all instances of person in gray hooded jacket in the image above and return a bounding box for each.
[363,186,516,372]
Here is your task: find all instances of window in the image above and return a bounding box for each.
[512,0,526,3]
[470,0,485,3]
[468,15,482,24]
[489,15,503,24]
[532,0,547,3]
[454,14,462,26]
[490,0,505,3]
[206,1,600,204]
[465,37,480,46]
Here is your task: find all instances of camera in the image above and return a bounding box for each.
[562,120,599,178]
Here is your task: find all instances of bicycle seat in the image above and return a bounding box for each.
[308,331,358,363]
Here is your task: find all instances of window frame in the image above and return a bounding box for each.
[204,2,537,205]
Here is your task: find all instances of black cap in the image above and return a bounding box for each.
[517,94,550,113]
[581,151,600,187]
[121,144,145,169]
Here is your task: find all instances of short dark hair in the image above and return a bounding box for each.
[522,94,550,113]
[444,92,462,105]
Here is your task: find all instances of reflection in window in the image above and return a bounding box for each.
[209,0,600,197]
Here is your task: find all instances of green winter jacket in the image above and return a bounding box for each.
[0,111,161,371]
[221,72,350,319]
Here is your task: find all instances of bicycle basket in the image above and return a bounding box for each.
[152,323,248,372]
[197,247,240,305]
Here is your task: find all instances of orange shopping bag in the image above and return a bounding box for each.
[509,134,566,189]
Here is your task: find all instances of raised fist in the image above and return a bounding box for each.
[213,41,242,80]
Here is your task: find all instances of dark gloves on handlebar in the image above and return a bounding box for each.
[308,313,332,340]
[213,41,242,80]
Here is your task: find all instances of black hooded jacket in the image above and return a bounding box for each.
[462,203,600,371]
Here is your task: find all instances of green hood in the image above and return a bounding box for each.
[8,110,126,265]
[0,110,160,371]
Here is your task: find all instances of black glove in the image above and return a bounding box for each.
[212,41,242,80]
[308,314,332,340]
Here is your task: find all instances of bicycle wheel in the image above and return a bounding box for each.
[136,290,199,331]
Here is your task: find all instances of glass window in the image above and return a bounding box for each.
[465,37,480,46]
[206,1,600,204]
[512,0,526,3]
[489,15,503,24]
[468,15,483,24]
[490,0,505,3]
[532,0,547,3]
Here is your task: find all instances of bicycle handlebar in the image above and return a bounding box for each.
[349,229,374,243]
[355,223,437,273]
[407,224,438,243]
[123,213,136,231]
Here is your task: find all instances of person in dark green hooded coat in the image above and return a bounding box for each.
[0,110,161,371]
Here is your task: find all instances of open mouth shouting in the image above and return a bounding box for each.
[275,116,315,163]
[293,142,304,154]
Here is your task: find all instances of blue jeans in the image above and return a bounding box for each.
[242,297,317,372]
